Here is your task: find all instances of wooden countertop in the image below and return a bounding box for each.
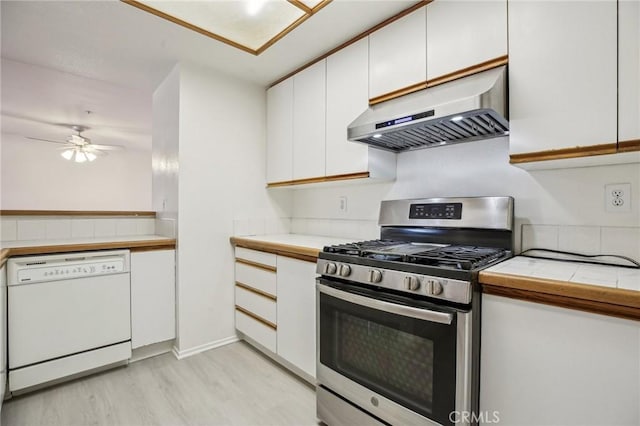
[230,234,352,263]
[0,236,176,267]
[480,256,640,321]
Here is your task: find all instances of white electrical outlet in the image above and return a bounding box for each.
[339,196,348,213]
[605,183,631,212]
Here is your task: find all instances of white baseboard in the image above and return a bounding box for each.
[172,335,239,360]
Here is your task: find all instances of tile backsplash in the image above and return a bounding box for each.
[522,224,640,263]
[1,216,156,242]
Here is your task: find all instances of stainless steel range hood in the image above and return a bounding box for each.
[348,66,508,152]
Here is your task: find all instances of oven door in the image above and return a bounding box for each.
[317,278,472,426]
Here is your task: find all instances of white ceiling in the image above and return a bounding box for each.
[0,0,417,152]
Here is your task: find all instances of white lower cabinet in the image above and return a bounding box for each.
[480,294,640,425]
[234,247,318,381]
[130,250,176,349]
[276,257,317,378]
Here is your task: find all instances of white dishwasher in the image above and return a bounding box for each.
[7,249,132,392]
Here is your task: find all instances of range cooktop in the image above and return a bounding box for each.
[323,239,509,271]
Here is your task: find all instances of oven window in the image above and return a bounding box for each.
[319,290,457,425]
[339,313,435,406]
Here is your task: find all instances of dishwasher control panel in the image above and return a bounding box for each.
[7,250,130,285]
[16,259,126,283]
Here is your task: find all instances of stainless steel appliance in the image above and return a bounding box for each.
[347,66,508,152]
[316,197,514,426]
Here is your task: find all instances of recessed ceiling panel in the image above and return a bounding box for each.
[138,0,306,51]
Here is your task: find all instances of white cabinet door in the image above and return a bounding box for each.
[619,0,640,142]
[266,78,294,183]
[293,60,326,180]
[369,7,426,100]
[276,256,317,378]
[426,0,507,80]
[481,295,640,425]
[326,38,370,176]
[508,1,617,154]
[130,250,176,348]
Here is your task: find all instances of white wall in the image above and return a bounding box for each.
[153,63,292,354]
[291,138,640,255]
[152,64,180,230]
[1,133,152,210]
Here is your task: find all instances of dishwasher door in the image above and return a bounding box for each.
[8,261,131,370]
[7,250,131,376]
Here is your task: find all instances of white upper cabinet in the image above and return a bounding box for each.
[326,38,370,176]
[293,60,326,180]
[508,1,617,155]
[619,0,640,142]
[369,7,426,100]
[266,78,293,183]
[426,0,507,80]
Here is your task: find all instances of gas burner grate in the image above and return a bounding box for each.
[324,240,405,256]
[408,246,507,270]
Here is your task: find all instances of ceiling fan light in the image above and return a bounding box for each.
[61,149,74,160]
[86,152,97,162]
[75,151,87,163]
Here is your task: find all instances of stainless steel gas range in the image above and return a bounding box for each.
[315,197,514,426]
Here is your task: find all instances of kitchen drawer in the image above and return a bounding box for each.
[235,285,277,324]
[235,247,277,268]
[235,262,276,297]
[235,309,276,353]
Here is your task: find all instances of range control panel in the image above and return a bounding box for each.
[16,259,126,283]
[409,203,462,220]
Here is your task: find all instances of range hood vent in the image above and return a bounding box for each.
[348,66,508,152]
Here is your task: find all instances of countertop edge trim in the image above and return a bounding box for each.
[480,270,640,312]
[0,210,157,217]
[0,239,176,262]
[230,237,319,263]
[482,284,640,322]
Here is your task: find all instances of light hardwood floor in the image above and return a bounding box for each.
[1,342,318,426]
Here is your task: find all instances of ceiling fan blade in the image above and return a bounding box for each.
[89,144,124,151]
[26,136,68,144]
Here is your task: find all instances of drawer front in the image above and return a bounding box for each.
[235,247,277,267]
[235,263,276,297]
[235,286,276,324]
[235,310,276,353]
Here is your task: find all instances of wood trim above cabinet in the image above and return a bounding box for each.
[0,210,156,217]
[235,306,277,330]
[509,143,618,164]
[368,55,509,106]
[268,1,432,87]
[426,55,509,89]
[618,139,640,153]
[369,81,428,106]
[236,282,277,301]
[235,258,277,273]
[266,171,370,188]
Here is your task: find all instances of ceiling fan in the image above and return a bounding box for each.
[26,125,124,163]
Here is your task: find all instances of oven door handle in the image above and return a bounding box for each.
[318,283,454,325]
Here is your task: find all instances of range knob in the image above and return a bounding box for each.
[403,276,420,291]
[324,262,337,275]
[425,279,444,296]
[368,269,383,283]
[339,264,352,277]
